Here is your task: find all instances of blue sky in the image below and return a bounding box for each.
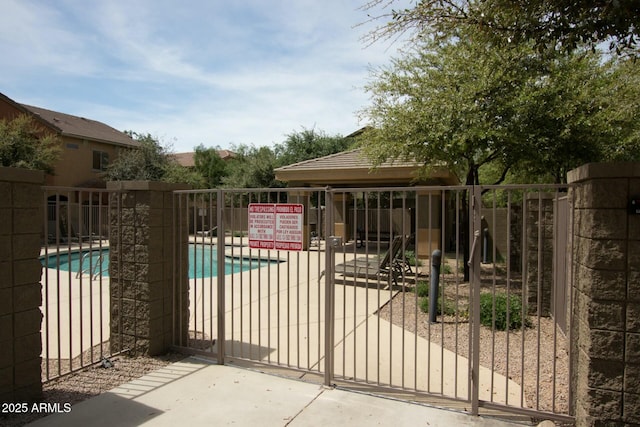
[1,0,405,153]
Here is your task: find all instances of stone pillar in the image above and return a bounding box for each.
[525,193,554,316]
[568,163,640,426]
[0,167,44,402]
[107,181,190,356]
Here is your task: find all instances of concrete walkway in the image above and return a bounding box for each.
[28,357,530,427]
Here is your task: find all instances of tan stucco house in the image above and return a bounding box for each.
[0,92,139,190]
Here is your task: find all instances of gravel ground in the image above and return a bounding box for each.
[1,353,186,427]
[377,276,570,416]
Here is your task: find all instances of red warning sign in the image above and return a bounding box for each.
[248,203,304,251]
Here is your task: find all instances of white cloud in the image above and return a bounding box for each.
[1,0,402,152]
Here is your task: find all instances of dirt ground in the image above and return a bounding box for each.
[377,262,570,416]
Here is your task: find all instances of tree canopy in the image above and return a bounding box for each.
[273,127,354,167]
[222,144,282,189]
[359,32,640,184]
[194,144,227,188]
[105,128,352,189]
[0,114,61,173]
[105,132,179,182]
[363,0,640,55]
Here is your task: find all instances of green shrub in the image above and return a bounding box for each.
[404,250,421,267]
[479,292,528,330]
[419,295,456,316]
[415,281,429,297]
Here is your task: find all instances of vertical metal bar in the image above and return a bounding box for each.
[400,192,406,390]
[43,191,50,380]
[387,190,393,386]
[217,189,225,364]
[413,191,419,391]
[77,191,86,365]
[442,190,455,398]
[306,192,312,370]
[568,187,576,416]
[296,213,301,369]
[470,185,482,415]
[376,191,381,386]
[88,192,95,363]
[55,192,61,377]
[324,188,335,386]
[552,191,559,413]
[535,191,543,409]
[287,243,291,367]
[504,190,512,404]
[490,189,497,403]
[66,190,73,372]
[230,193,236,357]
[209,192,214,352]
[98,190,105,360]
[317,191,322,372]
[200,194,205,345]
[352,192,357,380]
[341,192,347,378]
[191,195,198,345]
[517,190,526,407]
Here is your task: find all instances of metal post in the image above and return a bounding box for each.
[216,189,226,365]
[470,186,482,415]
[324,188,335,386]
[429,249,442,324]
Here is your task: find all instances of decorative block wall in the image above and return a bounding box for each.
[568,163,640,426]
[0,167,44,403]
[107,181,189,356]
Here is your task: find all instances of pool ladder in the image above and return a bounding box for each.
[76,252,107,280]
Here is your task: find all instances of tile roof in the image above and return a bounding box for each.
[172,150,236,167]
[274,148,459,186]
[274,148,420,172]
[20,104,139,148]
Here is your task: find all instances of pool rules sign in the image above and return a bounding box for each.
[248,203,304,251]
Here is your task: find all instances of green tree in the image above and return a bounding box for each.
[599,57,640,162]
[359,33,640,279]
[105,132,173,181]
[274,127,354,167]
[223,144,283,189]
[0,114,61,173]
[194,144,227,188]
[163,162,205,187]
[359,35,636,185]
[363,0,640,55]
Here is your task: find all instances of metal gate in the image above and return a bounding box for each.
[173,184,573,423]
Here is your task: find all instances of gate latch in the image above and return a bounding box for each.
[328,236,343,248]
[467,230,480,267]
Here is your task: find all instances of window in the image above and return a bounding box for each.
[92,150,109,171]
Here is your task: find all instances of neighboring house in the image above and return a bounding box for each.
[0,92,139,189]
[172,150,235,168]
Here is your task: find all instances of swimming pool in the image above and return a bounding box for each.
[41,245,270,278]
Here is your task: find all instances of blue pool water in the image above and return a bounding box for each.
[41,245,268,278]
